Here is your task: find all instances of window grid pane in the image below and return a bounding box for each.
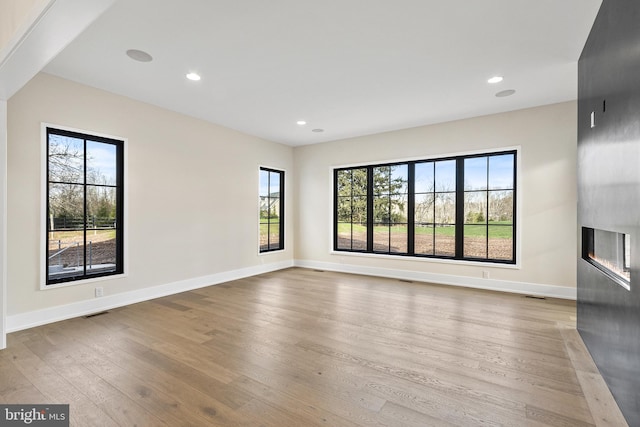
[334,151,516,264]
[336,168,368,251]
[46,128,123,285]
[259,168,284,253]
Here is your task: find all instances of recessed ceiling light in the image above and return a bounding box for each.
[186,72,201,81]
[126,49,153,62]
[495,89,516,97]
[312,128,324,133]
[297,120,307,126]
[488,76,503,84]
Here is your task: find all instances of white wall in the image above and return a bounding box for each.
[7,73,294,328]
[294,101,577,295]
[0,100,7,348]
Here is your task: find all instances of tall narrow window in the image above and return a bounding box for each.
[414,159,457,257]
[334,150,516,264]
[373,164,408,253]
[335,168,368,251]
[463,153,515,261]
[259,167,284,252]
[46,127,124,285]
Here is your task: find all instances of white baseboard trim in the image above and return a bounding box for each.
[7,257,575,333]
[294,259,576,300]
[7,260,294,333]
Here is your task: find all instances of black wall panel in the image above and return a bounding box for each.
[577,0,640,425]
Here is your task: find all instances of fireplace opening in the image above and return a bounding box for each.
[582,227,631,290]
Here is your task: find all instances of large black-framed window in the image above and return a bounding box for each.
[334,150,516,264]
[259,167,284,252]
[46,127,124,285]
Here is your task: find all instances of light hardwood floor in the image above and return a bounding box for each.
[0,268,628,426]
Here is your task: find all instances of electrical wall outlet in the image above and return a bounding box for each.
[95,287,104,297]
[482,271,490,279]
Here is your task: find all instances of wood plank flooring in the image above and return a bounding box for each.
[0,268,628,426]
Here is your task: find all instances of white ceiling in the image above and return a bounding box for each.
[43,0,602,146]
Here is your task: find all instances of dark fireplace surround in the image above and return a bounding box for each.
[577,0,640,424]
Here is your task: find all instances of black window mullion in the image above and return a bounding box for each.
[279,170,285,251]
[83,138,88,275]
[407,163,415,255]
[512,154,517,261]
[270,172,274,249]
[46,129,51,278]
[268,172,272,248]
[366,166,373,252]
[387,172,391,253]
[333,169,338,250]
[485,157,490,259]
[115,141,124,271]
[351,170,355,250]
[455,158,465,259]
[432,162,436,254]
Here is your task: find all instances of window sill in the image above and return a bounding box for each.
[41,272,127,291]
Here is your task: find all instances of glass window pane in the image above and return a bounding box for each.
[269,197,281,219]
[435,226,455,256]
[435,192,456,225]
[373,166,390,194]
[415,193,435,224]
[464,157,488,191]
[86,186,117,228]
[390,224,408,253]
[337,222,352,250]
[390,164,408,194]
[390,194,408,223]
[352,196,367,225]
[337,197,352,222]
[259,169,270,197]
[48,134,84,184]
[269,225,281,250]
[48,183,84,230]
[464,225,487,258]
[415,162,434,193]
[489,154,515,190]
[87,141,117,185]
[489,225,513,260]
[373,196,390,224]
[269,171,280,195]
[435,160,456,192]
[488,190,513,223]
[337,170,351,196]
[352,168,368,196]
[260,223,269,251]
[47,230,85,282]
[415,225,434,255]
[259,196,270,221]
[86,229,117,275]
[464,191,487,224]
[373,224,389,252]
[352,224,367,251]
